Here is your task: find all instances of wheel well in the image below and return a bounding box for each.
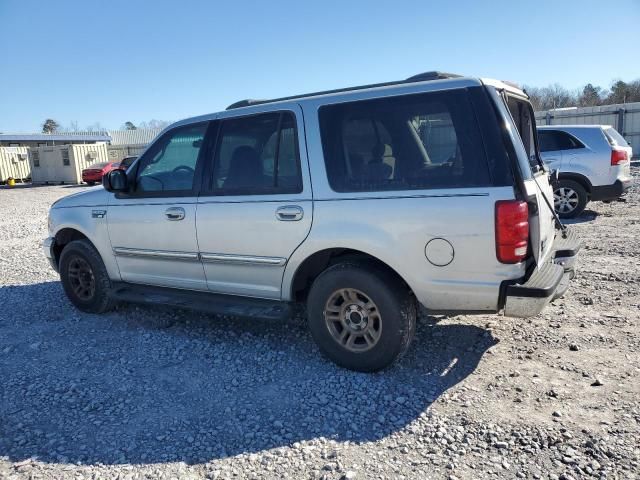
[53,228,89,266]
[290,248,412,302]
[558,173,592,194]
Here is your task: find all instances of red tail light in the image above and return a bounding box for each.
[495,200,529,264]
[611,149,628,165]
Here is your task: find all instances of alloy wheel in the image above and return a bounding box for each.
[324,288,382,352]
[554,187,579,214]
[67,256,96,301]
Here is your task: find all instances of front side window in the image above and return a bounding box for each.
[135,123,207,193]
[319,90,491,192]
[212,111,302,195]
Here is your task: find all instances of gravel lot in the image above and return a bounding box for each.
[1,174,638,480]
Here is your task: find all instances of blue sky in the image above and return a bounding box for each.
[1,0,638,132]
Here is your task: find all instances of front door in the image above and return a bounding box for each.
[196,108,312,299]
[107,122,209,290]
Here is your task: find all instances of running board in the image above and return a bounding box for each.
[109,283,294,321]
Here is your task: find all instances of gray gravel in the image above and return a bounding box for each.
[0,175,638,479]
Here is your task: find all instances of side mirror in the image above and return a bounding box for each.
[103,169,129,192]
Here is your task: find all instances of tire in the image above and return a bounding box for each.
[554,179,588,219]
[307,262,416,372]
[87,181,96,186]
[59,239,114,313]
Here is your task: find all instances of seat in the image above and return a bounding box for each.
[224,146,262,189]
[361,143,392,181]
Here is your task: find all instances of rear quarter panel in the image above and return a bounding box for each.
[283,188,526,311]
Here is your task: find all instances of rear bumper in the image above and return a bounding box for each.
[503,228,582,318]
[591,179,632,201]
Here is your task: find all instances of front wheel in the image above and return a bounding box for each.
[59,239,114,313]
[554,179,588,219]
[307,262,416,372]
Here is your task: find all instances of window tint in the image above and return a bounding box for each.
[538,130,584,152]
[603,127,628,147]
[135,123,207,193]
[319,90,491,192]
[212,112,302,195]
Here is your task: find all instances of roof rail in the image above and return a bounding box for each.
[226,99,268,110]
[225,70,463,110]
[405,71,462,82]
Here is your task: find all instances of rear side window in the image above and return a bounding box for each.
[538,130,585,152]
[319,90,491,192]
[212,111,302,195]
[603,127,628,147]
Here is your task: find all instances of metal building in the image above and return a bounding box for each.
[29,143,110,184]
[0,146,30,183]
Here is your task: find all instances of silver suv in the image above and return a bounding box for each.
[44,72,581,371]
[538,125,633,218]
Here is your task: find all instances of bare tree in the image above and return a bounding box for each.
[85,122,105,133]
[137,119,171,130]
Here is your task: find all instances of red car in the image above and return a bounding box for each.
[81,157,137,185]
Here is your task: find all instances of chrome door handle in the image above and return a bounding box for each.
[276,205,303,221]
[165,207,185,221]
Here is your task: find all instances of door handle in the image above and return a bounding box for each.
[276,205,303,221]
[165,207,185,221]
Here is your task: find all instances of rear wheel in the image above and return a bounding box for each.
[307,262,416,372]
[554,179,587,219]
[59,239,114,313]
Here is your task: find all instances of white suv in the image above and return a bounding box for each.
[44,72,581,371]
[537,125,633,218]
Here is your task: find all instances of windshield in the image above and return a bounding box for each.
[603,127,629,147]
[88,162,109,169]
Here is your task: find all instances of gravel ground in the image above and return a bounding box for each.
[0,174,638,480]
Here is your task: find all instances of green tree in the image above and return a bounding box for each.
[42,118,60,134]
[578,84,601,106]
[607,80,629,104]
[123,121,137,130]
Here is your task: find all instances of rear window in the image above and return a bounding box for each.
[319,90,491,192]
[603,127,628,147]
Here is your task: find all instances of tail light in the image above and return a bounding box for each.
[495,200,529,264]
[611,149,628,165]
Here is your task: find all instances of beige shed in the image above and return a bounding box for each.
[0,146,31,183]
[30,143,110,184]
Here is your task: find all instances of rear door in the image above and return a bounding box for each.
[196,107,312,299]
[537,130,565,170]
[498,92,556,265]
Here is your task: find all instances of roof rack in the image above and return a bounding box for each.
[226,71,462,110]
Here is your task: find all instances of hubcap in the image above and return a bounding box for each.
[324,288,382,352]
[67,256,96,301]
[554,187,579,214]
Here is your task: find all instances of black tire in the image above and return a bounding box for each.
[554,179,588,219]
[307,262,416,372]
[87,182,96,186]
[59,239,114,313]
